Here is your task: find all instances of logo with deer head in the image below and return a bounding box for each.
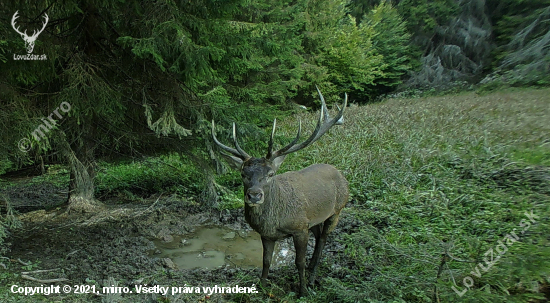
[11,11,48,54]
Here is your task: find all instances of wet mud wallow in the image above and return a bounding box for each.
[2,195,347,302]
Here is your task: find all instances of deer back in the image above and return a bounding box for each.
[244,163,348,239]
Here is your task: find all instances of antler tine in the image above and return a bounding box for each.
[267,119,277,158]
[269,88,346,159]
[334,93,347,125]
[316,85,330,122]
[211,120,249,160]
[232,123,251,159]
[268,119,302,159]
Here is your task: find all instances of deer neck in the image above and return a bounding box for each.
[244,178,283,237]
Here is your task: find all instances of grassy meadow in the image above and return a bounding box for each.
[269,88,550,302]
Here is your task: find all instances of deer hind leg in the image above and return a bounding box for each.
[292,230,309,297]
[307,224,322,282]
[307,213,340,285]
[260,237,275,285]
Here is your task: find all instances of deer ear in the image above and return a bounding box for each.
[220,153,243,170]
[271,155,287,171]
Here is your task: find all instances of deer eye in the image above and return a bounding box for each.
[268,172,275,178]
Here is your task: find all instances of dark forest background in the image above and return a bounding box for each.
[1,0,548,209]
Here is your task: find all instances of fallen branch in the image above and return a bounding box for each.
[21,268,60,275]
[21,275,68,283]
[18,258,31,266]
[66,250,79,258]
[132,194,162,218]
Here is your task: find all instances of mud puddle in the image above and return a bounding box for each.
[152,226,293,270]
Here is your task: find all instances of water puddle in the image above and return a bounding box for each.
[152,226,294,270]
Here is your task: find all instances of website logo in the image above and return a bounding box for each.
[11,11,48,60]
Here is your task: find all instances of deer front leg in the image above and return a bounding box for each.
[260,237,275,285]
[292,231,309,297]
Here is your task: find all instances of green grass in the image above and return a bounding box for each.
[94,153,202,201]
[266,88,550,302]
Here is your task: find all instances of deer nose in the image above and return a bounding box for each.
[246,190,263,203]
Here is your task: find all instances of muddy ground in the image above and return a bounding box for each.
[2,194,356,302]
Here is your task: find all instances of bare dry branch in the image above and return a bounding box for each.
[21,275,68,283]
[21,268,61,275]
[17,258,31,266]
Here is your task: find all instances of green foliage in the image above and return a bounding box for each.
[319,15,383,96]
[349,0,458,40]
[485,1,550,87]
[509,146,550,166]
[395,0,458,37]
[362,3,412,97]
[95,154,202,199]
[0,223,7,258]
[347,0,382,24]
[0,160,13,177]
[0,40,7,63]
[0,195,21,258]
[216,190,245,211]
[490,0,550,45]
[298,0,388,102]
[0,0,418,198]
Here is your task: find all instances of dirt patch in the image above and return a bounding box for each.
[2,195,353,302]
[0,181,67,213]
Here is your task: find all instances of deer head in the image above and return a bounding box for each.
[211,87,347,206]
[11,11,49,53]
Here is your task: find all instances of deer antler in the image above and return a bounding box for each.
[267,86,347,160]
[211,121,251,160]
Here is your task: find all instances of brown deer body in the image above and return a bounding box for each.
[212,88,348,297]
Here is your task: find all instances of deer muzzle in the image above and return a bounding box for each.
[246,189,264,205]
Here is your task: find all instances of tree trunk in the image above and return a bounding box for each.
[59,131,102,213]
[185,150,219,207]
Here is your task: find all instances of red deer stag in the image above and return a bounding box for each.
[211,87,349,297]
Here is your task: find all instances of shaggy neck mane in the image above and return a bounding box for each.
[245,176,293,236]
